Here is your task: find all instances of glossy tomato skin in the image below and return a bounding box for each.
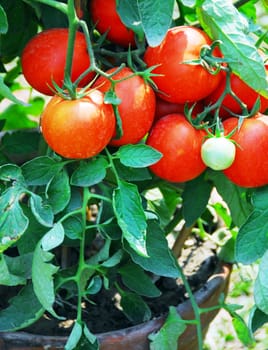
[93,67,156,147]
[206,68,268,118]
[154,97,204,121]
[41,90,115,159]
[89,0,135,47]
[143,26,222,104]
[223,113,268,187]
[21,28,94,95]
[146,113,207,182]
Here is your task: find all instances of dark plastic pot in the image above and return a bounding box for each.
[0,263,231,350]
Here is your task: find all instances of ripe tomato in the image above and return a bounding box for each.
[223,113,268,188]
[89,0,136,47]
[154,97,204,121]
[205,68,268,118]
[201,136,236,170]
[40,90,115,159]
[143,26,222,104]
[21,28,94,95]
[93,67,156,147]
[146,114,207,182]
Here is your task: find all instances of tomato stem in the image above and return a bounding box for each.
[61,0,81,98]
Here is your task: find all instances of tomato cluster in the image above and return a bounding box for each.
[20,0,268,189]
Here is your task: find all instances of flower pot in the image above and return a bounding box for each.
[0,262,231,350]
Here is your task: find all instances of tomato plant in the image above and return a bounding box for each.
[1,1,268,350]
[40,89,115,159]
[201,136,236,170]
[223,113,268,188]
[205,68,268,118]
[146,113,207,182]
[143,25,222,104]
[93,67,156,146]
[21,28,95,95]
[89,0,136,47]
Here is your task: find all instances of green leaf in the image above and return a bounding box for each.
[252,186,268,211]
[0,0,38,60]
[0,254,26,286]
[1,130,41,159]
[46,169,71,214]
[83,325,99,348]
[0,98,43,130]
[16,205,48,254]
[63,215,83,240]
[120,291,151,324]
[86,275,102,295]
[5,252,32,275]
[70,324,99,349]
[41,222,65,251]
[119,263,161,297]
[149,306,186,350]
[101,249,123,267]
[207,171,252,227]
[0,163,23,182]
[0,186,29,253]
[65,321,83,350]
[235,209,268,264]
[115,159,153,181]
[126,220,180,278]
[182,173,213,226]
[197,0,268,97]
[218,233,236,263]
[113,180,148,257]
[117,144,162,168]
[0,282,44,331]
[254,251,268,315]
[87,239,111,265]
[30,193,54,227]
[0,5,8,34]
[137,0,174,47]
[117,0,144,40]
[0,76,26,105]
[232,314,254,346]
[180,0,196,7]
[21,156,64,186]
[224,303,254,346]
[249,306,268,334]
[239,1,257,22]
[32,243,60,318]
[38,2,68,29]
[71,158,108,187]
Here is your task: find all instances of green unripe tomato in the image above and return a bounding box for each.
[201,137,236,171]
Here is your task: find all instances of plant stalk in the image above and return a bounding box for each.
[177,263,204,350]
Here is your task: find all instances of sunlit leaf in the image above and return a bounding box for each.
[198,0,268,97]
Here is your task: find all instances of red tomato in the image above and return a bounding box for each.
[143,26,222,104]
[40,90,115,159]
[89,0,136,47]
[223,113,268,188]
[93,67,156,147]
[21,28,94,95]
[205,68,268,118]
[146,114,207,182]
[154,97,204,121]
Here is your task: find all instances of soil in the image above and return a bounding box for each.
[10,235,220,337]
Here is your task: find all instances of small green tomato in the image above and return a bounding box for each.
[201,136,236,171]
